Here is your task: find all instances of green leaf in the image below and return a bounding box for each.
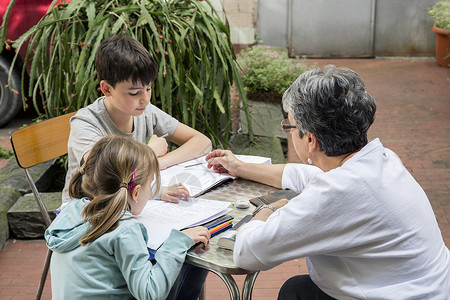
[0,0,17,53]
[214,89,225,114]
[136,14,149,27]
[86,1,96,28]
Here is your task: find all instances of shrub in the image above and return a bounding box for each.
[237,45,316,95]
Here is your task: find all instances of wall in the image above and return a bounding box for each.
[288,0,375,57]
[374,0,436,56]
[211,0,256,53]
[253,0,437,57]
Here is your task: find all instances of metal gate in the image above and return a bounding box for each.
[257,0,436,58]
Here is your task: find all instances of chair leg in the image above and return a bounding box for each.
[198,287,205,300]
[35,249,52,300]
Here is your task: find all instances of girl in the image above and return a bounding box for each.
[45,135,210,300]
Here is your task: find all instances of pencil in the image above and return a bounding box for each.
[184,162,204,168]
[210,223,233,237]
[209,220,233,234]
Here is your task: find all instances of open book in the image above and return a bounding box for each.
[160,154,271,197]
[136,198,231,249]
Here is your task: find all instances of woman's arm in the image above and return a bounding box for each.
[206,149,286,188]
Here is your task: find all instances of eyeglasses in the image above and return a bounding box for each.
[281,119,296,133]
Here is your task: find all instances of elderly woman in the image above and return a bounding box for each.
[206,65,449,299]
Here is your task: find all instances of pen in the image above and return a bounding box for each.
[184,162,205,168]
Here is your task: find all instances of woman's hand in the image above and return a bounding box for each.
[182,226,211,247]
[160,184,189,203]
[148,135,168,157]
[206,149,243,177]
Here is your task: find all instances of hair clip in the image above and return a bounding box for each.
[127,169,136,190]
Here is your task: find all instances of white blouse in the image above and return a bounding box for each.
[234,138,449,299]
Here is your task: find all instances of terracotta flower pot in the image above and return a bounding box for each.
[432,24,450,68]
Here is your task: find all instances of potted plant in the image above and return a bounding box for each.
[0,0,253,148]
[427,1,450,67]
[236,45,315,103]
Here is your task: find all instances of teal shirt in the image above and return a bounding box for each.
[45,198,194,300]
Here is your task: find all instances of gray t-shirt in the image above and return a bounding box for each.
[62,97,178,203]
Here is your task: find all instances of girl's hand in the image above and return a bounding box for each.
[160,184,190,203]
[148,135,168,157]
[182,226,211,247]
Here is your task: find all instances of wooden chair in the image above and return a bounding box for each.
[10,112,76,300]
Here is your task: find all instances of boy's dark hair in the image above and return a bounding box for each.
[95,35,158,87]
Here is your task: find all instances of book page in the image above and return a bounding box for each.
[136,198,231,249]
[161,163,232,197]
[160,155,271,197]
[235,155,271,165]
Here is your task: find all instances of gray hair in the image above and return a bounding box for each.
[282,65,376,156]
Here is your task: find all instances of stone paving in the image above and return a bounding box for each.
[0,58,449,299]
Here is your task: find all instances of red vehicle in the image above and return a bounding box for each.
[0,0,58,127]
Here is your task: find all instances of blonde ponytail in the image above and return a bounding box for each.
[68,135,160,245]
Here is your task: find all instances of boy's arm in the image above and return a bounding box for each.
[158,123,212,169]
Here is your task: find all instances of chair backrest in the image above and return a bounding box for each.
[10,111,76,228]
[10,112,76,169]
[9,112,76,300]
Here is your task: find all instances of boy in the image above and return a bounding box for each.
[62,35,212,204]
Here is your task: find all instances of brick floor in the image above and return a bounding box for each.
[0,240,51,300]
[0,58,449,299]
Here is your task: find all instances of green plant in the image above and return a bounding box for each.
[236,45,315,95]
[0,0,253,148]
[0,145,13,159]
[428,1,450,29]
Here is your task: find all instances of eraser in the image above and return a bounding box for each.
[235,199,250,209]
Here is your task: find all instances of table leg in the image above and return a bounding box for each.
[208,269,240,300]
[242,271,259,300]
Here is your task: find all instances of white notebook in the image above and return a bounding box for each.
[136,197,231,249]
